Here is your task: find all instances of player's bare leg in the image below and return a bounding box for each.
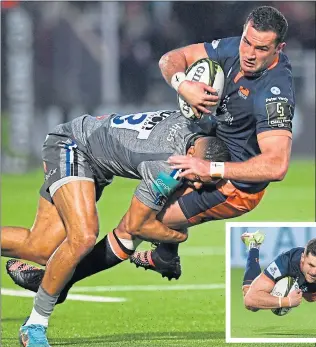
[19,180,100,346]
[2,197,66,265]
[7,207,143,305]
[241,231,265,312]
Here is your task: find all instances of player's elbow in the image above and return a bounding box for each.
[159,52,173,72]
[273,165,288,181]
[158,54,167,70]
[244,294,257,309]
[268,158,289,181]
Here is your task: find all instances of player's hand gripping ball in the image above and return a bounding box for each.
[270,276,299,316]
[178,58,225,120]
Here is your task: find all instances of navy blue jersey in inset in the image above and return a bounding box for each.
[263,247,316,294]
[204,37,295,193]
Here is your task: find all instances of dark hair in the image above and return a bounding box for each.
[202,136,231,162]
[245,6,288,45]
[305,238,316,257]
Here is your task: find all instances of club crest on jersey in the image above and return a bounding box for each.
[271,86,281,95]
[238,86,250,100]
[211,39,221,49]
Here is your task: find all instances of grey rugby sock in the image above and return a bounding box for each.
[34,285,59,317]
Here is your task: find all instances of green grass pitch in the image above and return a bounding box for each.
[1,160,315,347]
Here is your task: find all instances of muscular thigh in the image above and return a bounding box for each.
[52,180,99,245]
[28,196,66,259]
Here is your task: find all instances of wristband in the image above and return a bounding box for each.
[210,162,225,178]
[171,72,186,92]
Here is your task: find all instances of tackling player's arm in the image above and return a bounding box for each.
[168,131,291,182]
[120,196,187,243]
[244,273,302,309]
[159,43,219,116]
[217,132,291,181]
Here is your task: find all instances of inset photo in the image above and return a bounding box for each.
[226,222,316,343]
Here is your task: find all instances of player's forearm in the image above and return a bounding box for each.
[159,49,187,86]
[223,153,288,182]
[139,219,187,243]
[245,291,291,309]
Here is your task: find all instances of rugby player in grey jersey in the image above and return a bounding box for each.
[2,109,230,347]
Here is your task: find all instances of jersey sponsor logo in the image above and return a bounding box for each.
[224,113,234,125]
[111,111,172,139]
[301,285,308,293]
[265,96,288,103]
[211,39,221,49]
[266,261,282,279]
[270,86,281,95]
[152,171,181,206]
[238,86,250,99]
[266,101,293,129]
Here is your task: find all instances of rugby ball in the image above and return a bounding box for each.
[178,58,225,120]
[270,276,299,316]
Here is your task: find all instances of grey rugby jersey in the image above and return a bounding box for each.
[50,110,202,210]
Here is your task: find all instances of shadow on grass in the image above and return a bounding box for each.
[2,331,224,346]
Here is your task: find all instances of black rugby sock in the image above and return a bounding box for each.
[242,248,261,286]
[155,243,179,261]
[67,231,133,286]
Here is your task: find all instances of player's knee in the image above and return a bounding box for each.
[68,231,98,259]
[35,252,52,266]
[81,233,97,252]
[23,239,51,265]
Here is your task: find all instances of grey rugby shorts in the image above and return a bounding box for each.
[40,134,112,203]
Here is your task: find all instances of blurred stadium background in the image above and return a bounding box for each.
[1,1,315,347]
[1,0,315,172]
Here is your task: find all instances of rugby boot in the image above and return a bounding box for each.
[19,319,50,347]
[130,249,181,280]
[6,259,70,304]
[241,230,265,250]
[6,259,44,292]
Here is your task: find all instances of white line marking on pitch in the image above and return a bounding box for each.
[1,289,126,302]
[69,284,225,293]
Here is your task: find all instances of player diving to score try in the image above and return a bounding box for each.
[241,232,316,311]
